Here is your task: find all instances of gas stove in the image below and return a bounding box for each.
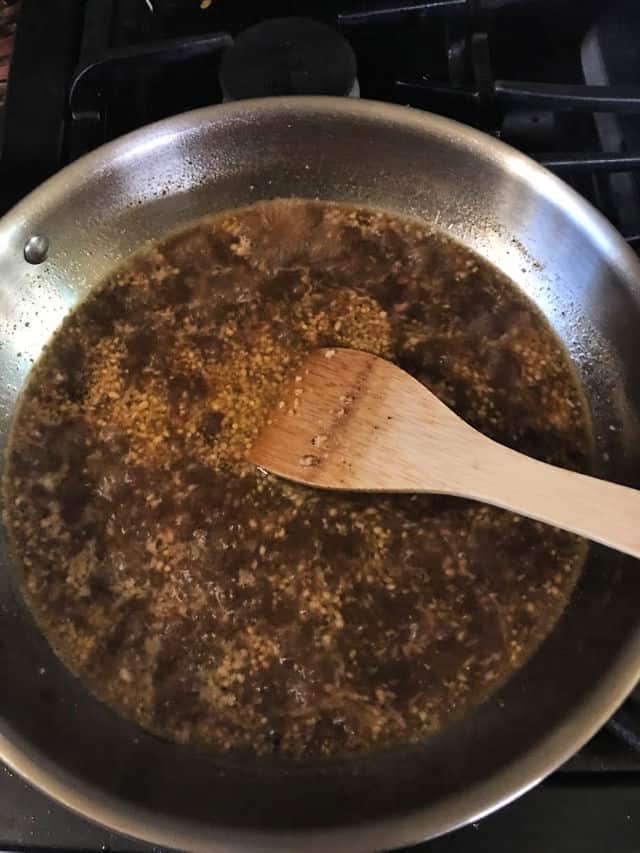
[2,1,640,850]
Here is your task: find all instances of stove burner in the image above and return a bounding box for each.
[219,18,359,101]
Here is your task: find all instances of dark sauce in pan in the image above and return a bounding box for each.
[3,199,591,760]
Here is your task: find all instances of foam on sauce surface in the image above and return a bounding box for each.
[3,199,591,760]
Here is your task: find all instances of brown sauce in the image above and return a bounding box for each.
[3,199,591,760]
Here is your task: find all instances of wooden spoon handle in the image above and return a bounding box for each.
[458,440,640,558]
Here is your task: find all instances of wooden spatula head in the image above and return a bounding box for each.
[249,348,468,492]
[249,347,640,559]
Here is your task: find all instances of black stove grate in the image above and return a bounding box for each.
[2,1,640,212]
[2,0,640,240]
[0,5,638,181]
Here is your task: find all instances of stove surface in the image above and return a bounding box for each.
[2,0,640,850]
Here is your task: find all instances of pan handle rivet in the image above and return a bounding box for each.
[24,235,50,264]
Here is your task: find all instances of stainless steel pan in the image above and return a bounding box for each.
[1,97,640,852]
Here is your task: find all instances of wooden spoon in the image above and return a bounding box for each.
[249,348,640,559]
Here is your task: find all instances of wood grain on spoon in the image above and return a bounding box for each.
[249,348,640,559]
